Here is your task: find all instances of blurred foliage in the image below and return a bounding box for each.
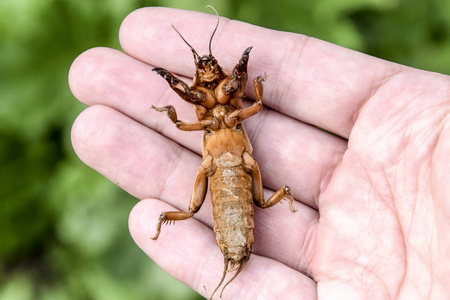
[0,0,449,299]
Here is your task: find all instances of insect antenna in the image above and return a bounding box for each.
[171,24,200,62]
[205,5,219,55]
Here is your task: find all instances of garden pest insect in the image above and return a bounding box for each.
[150,6,297,299]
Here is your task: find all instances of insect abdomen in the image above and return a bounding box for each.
[210,166,254,262]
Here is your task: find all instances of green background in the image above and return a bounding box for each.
[1,0,449,299]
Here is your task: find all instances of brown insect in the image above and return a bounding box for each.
[151,6,297,299]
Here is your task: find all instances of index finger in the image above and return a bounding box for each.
[119,7,404,138]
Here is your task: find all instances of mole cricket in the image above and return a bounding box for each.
[150,6,297,299]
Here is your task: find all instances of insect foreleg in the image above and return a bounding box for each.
[242,151,297,213]
[152,67,206,105]
[223,47,252,97]
[233,46,253,75]
[151,155,215,240]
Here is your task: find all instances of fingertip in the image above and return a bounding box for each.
[118,6,227,74]
[119,7,180,61]
[69,47,122,104]
[119,7,151,56]
[68,48,91,102]
[72,106,139,182]
[70,106,103,163]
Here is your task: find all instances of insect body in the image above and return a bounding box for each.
[151,6,296,299]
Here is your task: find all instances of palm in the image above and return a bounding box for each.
[69,7,449,300]
[313,72,449,298]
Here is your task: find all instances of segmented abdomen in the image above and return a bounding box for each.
[210,166,254,262]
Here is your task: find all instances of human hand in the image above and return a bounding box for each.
[69,7,450,299]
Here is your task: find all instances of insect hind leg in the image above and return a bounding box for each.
[151,211,194,240]
[260,185,297,213]
[242,151,297,213]
[151,155,214,240]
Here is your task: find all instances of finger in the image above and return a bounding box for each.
[69,46,203,152]
[119,7,406,138]
[129,199,317,300]
[69,47,347,209]
[71,106,318,273]
[71,104,201,203]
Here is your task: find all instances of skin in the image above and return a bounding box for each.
[69,7,450,300]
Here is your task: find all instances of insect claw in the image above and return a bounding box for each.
[242,46,252,60]
[152,67,174,81]
[235,46,253,73]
